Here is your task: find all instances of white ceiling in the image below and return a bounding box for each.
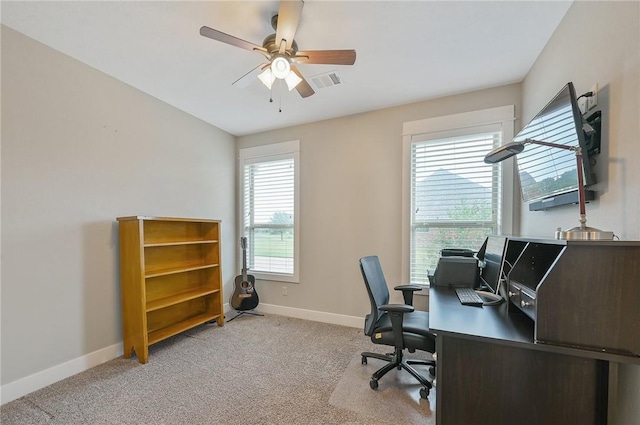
[1,1,572,136]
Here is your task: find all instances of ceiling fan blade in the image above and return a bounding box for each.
[200,26,268,56]
[294,50,356,65]
[291,65,315,98]
[232,63,269,88]
[276,0,304,52]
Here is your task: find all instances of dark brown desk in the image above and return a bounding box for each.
[429,286,639,425]
[429,238,640,424]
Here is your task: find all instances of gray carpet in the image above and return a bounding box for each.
[1,314,435,424]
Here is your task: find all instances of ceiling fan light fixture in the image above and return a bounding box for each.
[271,56,291,79]
[258,68,276,89]
[284,71,302,90]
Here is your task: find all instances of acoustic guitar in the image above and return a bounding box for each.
[229,237,259,311]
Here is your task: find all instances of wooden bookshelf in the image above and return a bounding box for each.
[117,216,224,363]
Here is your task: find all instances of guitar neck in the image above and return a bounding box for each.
[241,237,248,280]
[242,247,248,280]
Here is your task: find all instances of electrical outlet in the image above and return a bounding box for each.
[587,83,598,110]
[282,286,288,296]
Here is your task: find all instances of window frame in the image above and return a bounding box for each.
[401,106,515,287]
[238,140,300,283]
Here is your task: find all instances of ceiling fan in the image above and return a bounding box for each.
[200,0,356,98]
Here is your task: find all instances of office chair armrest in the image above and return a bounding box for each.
[379,303,414,314]
[379,303,413,349]
[394,284,423,306]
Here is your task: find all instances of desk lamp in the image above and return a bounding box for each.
[484,138,613,240]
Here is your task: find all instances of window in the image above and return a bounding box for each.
[410,130,501,284]
[239,141,300,283]
[402,106,515,286]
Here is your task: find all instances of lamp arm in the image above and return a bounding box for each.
[523,138,578,152]
[485,137,610,238]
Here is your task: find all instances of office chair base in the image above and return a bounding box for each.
[406,359,436,377]
[361,350,435,398]
[369,375,429,399]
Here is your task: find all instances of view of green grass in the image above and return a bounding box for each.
[253,230,294,258]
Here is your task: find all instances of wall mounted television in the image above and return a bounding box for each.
[513,82,597,210]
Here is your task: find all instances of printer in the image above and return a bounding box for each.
[432,248,479,288]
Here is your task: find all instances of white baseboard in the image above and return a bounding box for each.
[2,305,361,405]
[1,342,123,405]
[253,303,364,329]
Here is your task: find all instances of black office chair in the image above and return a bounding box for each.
[360,255,436,398]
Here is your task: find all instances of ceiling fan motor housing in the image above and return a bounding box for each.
[263,33,298,57]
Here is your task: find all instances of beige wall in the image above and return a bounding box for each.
[237,84,521,315]
[1,26,236,386]
[520,2,639,424]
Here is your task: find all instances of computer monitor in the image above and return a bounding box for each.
[478,236,507,295]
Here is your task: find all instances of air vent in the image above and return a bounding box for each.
[310,71,342,89]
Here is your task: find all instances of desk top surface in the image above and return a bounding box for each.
[429,287,534,345]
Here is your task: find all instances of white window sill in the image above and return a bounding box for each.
[253,272,299,284]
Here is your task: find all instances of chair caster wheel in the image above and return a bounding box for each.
[370,379,379,390]
[361,356,367,365]
[420,387,429,399]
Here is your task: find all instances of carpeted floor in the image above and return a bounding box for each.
[1,314,435,424]
[331,352,435,424]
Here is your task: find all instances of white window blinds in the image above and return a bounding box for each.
[410,129,502,285]
[239,140,299,282]
[243,157,295,274]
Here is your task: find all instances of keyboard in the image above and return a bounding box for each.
[455,287,484,306]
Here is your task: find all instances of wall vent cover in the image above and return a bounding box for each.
[310,71,342,89]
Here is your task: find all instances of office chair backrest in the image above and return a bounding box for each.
[360,256,390,337]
